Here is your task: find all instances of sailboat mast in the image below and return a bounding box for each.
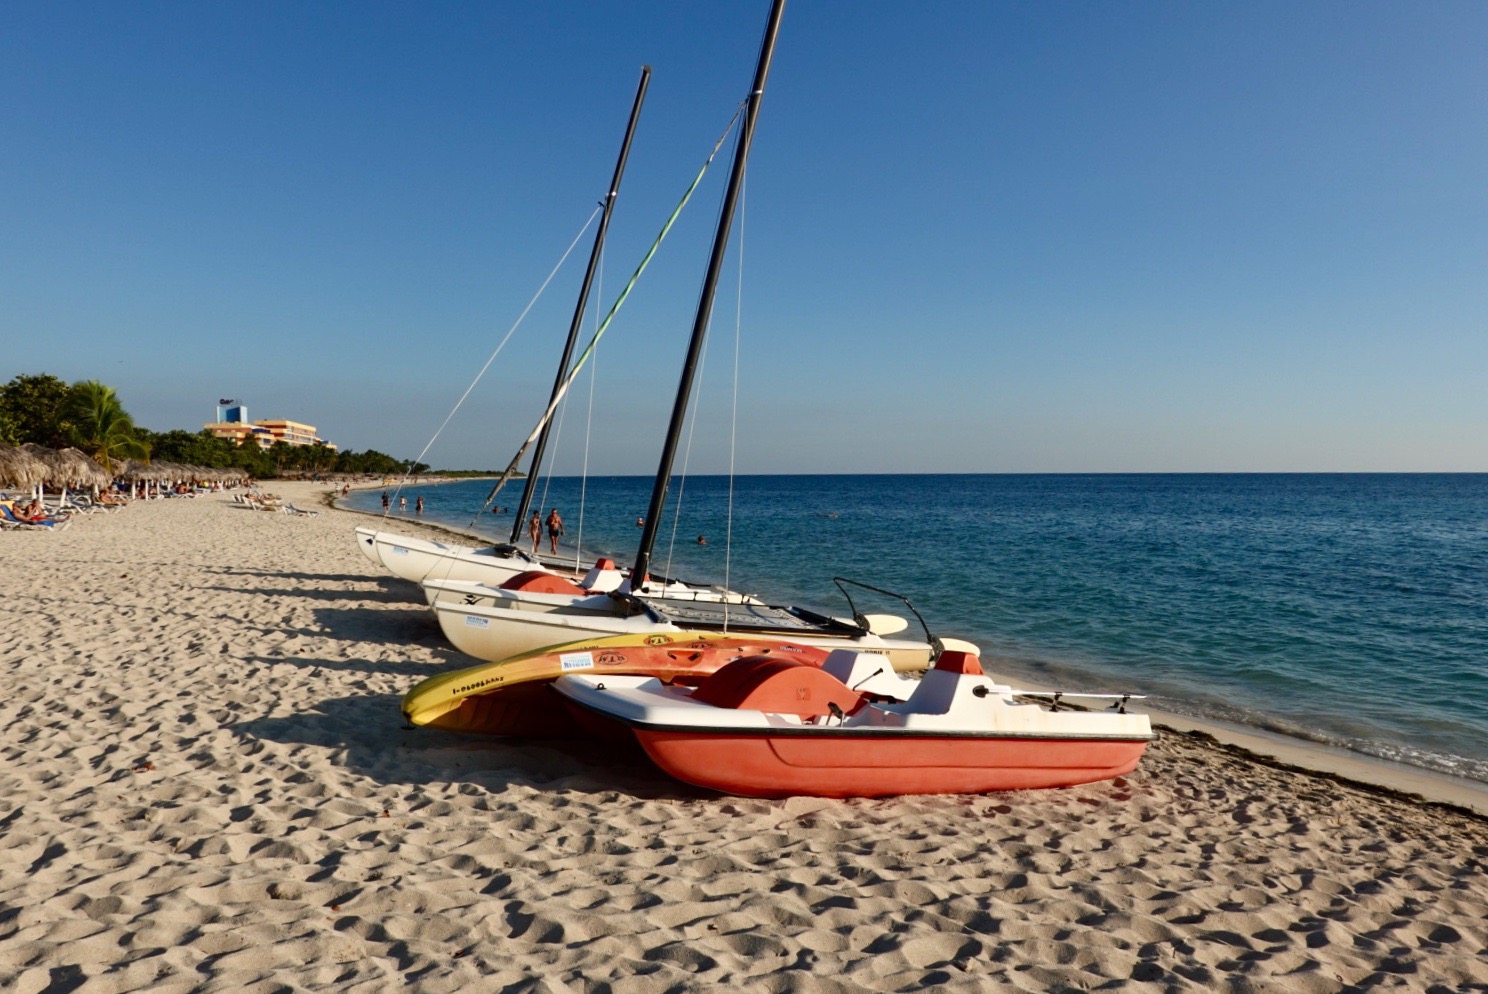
[509,65,653,546]
[631,0,786,587]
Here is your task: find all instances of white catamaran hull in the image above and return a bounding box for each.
[421,575,761,609]
[359,527,561,586]
[431,595,936,671]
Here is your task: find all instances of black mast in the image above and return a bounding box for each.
[631,0,786,588]
[509,66,653,547]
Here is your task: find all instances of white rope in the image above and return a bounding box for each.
[472,106,746,518]
[575,247,603,572]
[385,204,602,511]
[662,146,740,582]
[723,172,746,632]
[663,331,708,577]
[662,293,715,584]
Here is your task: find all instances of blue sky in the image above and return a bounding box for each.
[3,1,1485,472]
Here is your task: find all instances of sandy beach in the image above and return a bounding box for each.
[3,482,1486,993]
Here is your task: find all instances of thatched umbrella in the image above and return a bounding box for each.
[141,460,175,496]
[115,459,147,497]
[117,458,173,496]
[18,443,61,502]
[15,444,110,504]
[53,447,112,492]
[0,444,48,492]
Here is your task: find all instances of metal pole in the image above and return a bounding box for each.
[508,65,653,546]
[631,0,786,587]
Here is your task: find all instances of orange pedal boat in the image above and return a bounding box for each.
[553,649,1154,798]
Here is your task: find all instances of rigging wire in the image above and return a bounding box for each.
[475,102,748,516]
[661,324,712,585]
[380,204,603,516]
[574,247,604,571]
[722,172,746,634]
[662,123,744,584]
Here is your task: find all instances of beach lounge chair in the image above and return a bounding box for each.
[284,504,321,517]
[0,501,72,531]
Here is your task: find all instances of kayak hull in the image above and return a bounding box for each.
[402,632,833,737]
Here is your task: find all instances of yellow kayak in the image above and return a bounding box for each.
[402,631,831,737]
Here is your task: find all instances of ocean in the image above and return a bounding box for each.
[349,473,1488,784]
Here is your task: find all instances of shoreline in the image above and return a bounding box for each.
[340,484,1488,818]
[3,479,1485,990]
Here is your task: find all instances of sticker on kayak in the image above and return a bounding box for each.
[559,652,594,672]
[391,546,408,555]
[465,616,489,628]
[645,634,672,646]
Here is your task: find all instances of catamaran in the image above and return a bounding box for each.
[426,0,954,673]
[356,68,652,591]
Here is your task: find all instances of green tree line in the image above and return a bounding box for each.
[0,373,426,479]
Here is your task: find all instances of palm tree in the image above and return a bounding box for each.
[64,380,149,473]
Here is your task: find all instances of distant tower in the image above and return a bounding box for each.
[217,398,247,424]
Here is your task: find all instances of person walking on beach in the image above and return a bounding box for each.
[528,512,541,554]
[546,508,564,554]
[415,496,424,515]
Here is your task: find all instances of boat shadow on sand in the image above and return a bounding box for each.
[229,690,696,800]
[202,576,415,604]
[202,585,411,606]
[224,606,445,650]
[307,606,449,648]
[242,652,456,680]
[204,567,398,586]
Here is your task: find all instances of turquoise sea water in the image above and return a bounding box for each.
[351,473,1488,783]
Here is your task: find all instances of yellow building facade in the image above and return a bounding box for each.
[204,418,336,450]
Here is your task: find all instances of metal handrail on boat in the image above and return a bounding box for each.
[831,577,942,660]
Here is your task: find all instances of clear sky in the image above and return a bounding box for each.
[4,1,1485,473]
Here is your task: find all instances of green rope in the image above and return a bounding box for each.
[481,106,745,512]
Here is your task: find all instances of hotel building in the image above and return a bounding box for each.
[204,402,336,451]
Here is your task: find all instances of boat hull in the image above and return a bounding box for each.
[431,596,933,671]
[354,526,382,563]
[634,728,1148,798]
[432,593,638,661]
[367,530,525,585]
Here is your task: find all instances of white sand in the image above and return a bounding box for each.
[2,482,1486,993]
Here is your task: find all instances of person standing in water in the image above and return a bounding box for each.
[415,496,424,515]
[528,512,541,553]
[546,508,564,554]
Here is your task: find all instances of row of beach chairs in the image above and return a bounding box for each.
[233,491,321,516]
